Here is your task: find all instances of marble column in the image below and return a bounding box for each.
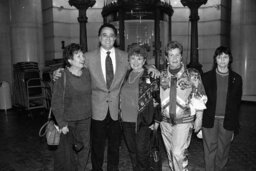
[10,0,44,70]
[154,4,161,69]
[0,0,12,85]
[181,0,207,73]
[69,0,96,52]
[231,0,256,101]
[118,5,125,51]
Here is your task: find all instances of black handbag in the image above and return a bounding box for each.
[149,129,162,171]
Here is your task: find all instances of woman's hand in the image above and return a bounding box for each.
[147,65,160,78]
[149,122,159,130]
[61,126,69,134]
[153,98,159,107]
[194,111,203,133]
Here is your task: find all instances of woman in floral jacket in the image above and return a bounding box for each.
[159,41,207,171]
[120,44,161,171]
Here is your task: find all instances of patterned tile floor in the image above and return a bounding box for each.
[0,101,255,171]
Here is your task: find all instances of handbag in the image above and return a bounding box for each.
[149,129,162,171]
[39,71,67,146]
[39,108,61,145]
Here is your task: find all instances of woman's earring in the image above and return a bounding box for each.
[166,57,169,65]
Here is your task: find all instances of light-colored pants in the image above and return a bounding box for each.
[160,121,193,171]
[202,118,234,171]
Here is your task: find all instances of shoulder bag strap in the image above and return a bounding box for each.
[48,70,67,120]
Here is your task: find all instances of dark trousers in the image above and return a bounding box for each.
[54,118,91,171]
[122,122,151,171]
[91,112,122,171]
[202,118,234,171]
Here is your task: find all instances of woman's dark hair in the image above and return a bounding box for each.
[165,41,183,56]
[98,23,117,37]
[212,46,233,70]
[127,43,148,60]
[63,43,83,67]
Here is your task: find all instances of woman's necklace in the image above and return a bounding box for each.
[128,70,143,84]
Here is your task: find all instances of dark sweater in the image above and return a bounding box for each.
[215,71,228,117]
[51,68,92,128]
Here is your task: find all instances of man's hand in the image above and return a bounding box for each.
[53,68,64,81]
[147,65,160,78]
[194,111,203,133]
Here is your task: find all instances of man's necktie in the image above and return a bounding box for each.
[169,76,177,124]
[105,51,114,89]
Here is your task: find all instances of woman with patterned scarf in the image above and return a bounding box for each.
[120,44,161,171]
[159,41,207,171]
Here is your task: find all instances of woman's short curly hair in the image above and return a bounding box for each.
[165,41,183,56]
[127,43,147,59]
[63,43,83,67]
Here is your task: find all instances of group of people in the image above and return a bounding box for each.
[51,23,243,171]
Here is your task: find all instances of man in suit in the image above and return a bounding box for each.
[86,23,129,171]
[87,23,160,171]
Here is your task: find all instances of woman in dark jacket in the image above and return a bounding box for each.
[202,46,243,171]
[120,44,161,171]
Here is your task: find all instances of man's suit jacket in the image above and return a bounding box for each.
[85,48,129,121]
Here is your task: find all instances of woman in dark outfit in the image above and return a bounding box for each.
[120,44,161,171]
[202,46,243,171]
[51,43,92,171]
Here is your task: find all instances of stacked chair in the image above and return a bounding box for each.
[13,62,46,112]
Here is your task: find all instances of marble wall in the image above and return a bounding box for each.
[231,0,256,101]
[170,0,231,72]
[0,0,44,102]
[10,0,44,67]
[42,0,103,60]
[41,0,229,72]
[0,0,255,101]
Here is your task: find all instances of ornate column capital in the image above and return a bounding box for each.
[181,0,207,21]
[69,0,96,10]
[68,0,95,51]
[181,0,207,9]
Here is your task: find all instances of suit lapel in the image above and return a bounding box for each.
[110,49,123,89]
[95,49,106,87]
